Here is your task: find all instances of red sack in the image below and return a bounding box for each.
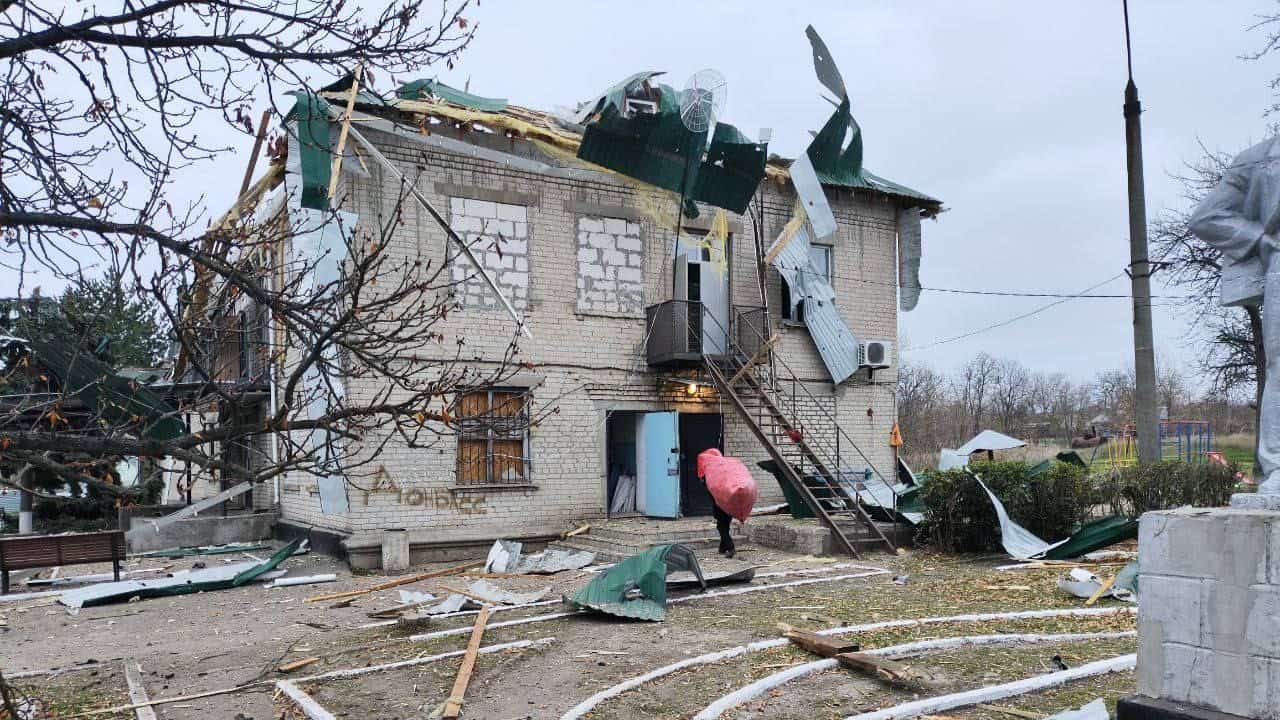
[696,448,759,522]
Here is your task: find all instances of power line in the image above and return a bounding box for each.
[786,266,1192,300]
[903,273,1127,351]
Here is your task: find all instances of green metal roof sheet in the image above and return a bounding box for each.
[397,79,507,112]
[566,543,704,621]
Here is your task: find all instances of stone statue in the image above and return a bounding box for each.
[1190,137,1279,495]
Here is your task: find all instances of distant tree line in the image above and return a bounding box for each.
[895,352,1254,469]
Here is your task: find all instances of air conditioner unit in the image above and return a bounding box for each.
[859,340,892,369]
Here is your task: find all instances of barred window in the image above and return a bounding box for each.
[455,388,530,486]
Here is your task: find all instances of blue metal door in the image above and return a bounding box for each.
[639,411,680,518]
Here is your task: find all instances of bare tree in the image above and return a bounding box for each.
[0,0,535,498]
[989,358,1031,435]
[956,352,999,436]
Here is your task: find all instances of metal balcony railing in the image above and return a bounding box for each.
[644,299,704,366]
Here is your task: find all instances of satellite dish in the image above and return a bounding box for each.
[679,69,727,135]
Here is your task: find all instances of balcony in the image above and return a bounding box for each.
[644,301,769,367]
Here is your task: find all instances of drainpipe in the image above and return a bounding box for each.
[18,464,33,534]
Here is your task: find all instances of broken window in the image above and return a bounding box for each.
[455,388,530,486]
[780,244,832,321]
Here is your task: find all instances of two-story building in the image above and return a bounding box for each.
[209,36,942,566]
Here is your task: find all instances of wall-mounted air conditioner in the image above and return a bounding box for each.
[859,340,892,369]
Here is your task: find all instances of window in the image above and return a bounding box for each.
[780,244,832,321]
[455,388,530,486]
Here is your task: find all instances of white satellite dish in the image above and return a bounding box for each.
[679,69,727,136]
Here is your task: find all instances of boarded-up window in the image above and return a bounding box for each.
[455,388,530,485]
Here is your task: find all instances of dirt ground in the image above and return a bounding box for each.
[0,541,1138,720]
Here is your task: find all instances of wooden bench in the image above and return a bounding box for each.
[0,530,126,594]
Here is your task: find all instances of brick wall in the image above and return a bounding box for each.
[275,122,909,543]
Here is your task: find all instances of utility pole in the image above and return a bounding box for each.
[1123,0,1160,463]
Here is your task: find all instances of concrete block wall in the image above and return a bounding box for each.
[273,123,911,540]
[448,197,530,310]
[1137,507,1280,717]
[577,216,644,316]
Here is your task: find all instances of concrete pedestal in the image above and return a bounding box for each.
[381,529,410,572]
[1119,504,1280,720]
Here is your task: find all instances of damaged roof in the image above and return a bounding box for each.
[300,29,942,214]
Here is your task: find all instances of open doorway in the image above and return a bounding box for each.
[678,413,722,517]
[606,411,641,517]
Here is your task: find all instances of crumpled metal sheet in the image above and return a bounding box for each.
[667,566,755,590]
[956,430,1026,456]
[59,540,301,608]
[484,539,523,574]
[975,475,1068,560]
[425,594,474,615]
[772,222,861,385]
[566,544,705,621]
[514,548,595,575]
[465,579,550,606]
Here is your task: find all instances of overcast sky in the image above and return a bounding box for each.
[81,1,1280,386]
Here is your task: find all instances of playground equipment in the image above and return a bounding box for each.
[1098,421,1214,470]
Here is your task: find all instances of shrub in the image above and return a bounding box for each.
[919,460,1093,554]
[1096,461,1236,517]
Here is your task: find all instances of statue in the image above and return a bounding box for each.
[1190,137,1278,494]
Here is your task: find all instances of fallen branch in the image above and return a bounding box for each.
[277,657,321,674]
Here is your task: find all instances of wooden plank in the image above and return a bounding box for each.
[442,606,491,719]
[327,64,364,200]
[277,657,320,673]
[1085,574,1117,606]
[562,524,591,539]
[304,561,483,603]
[780,623,927,687]
[776,623,858,654]
[238,109,272,197]
[122,660,157,720]
[727,333,779,387]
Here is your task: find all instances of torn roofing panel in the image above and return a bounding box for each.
[26,337,184,441]
[396,79,507,112]
[575,76,766,215]
[772,222,862,384]
[285,92,332,211]
[566,543,704,621]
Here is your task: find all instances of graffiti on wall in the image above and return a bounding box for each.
[361,465,488,515]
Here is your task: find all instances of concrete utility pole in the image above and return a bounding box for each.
[1123,0,1160,463]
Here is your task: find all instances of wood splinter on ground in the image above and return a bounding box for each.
[304,562,483,603]
[277,657,320,673]
[441,606,492,719]
[561,524,590,540]
[778,622,930,687]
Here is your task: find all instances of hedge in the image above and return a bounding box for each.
[919,460,1092,554]
[919,459,1239,554]
[1095,461,1236,518]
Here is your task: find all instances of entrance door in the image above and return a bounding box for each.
[679,413,722,516]
[638,412,680,518]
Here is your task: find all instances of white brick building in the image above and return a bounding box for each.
[259,79,941,566]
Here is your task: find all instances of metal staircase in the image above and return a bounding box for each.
[704,307,897,557]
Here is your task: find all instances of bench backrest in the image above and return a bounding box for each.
[0,531,126,571]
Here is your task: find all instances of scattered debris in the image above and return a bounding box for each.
[667,566,755,589]
[975,472,1137,560]
[277,657,321,673]
[460,579,550,606]
[779,623,931,687]
[562,524,591,539]
[893,574,909,585]
[1056,567,1133,603]
[137,542,271,558]
[304,561,483,603]
[441,607,491,719]
[483,540,523,573]
[270,574,338,588]
[59,540,301,609]
[514,548,595,574]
